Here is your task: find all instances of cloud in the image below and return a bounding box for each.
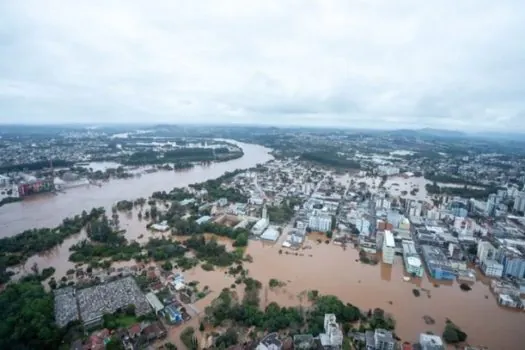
[0,0,524,131]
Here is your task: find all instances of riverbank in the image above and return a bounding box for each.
[0,140,272,237]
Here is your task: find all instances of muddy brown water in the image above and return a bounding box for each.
[2,141,522,349]
[0,141,272,237]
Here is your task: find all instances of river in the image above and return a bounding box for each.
[2,140,523,349]
[0,141,273,238]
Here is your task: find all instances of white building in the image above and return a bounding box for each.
[481,259,504,278]
[453,217,474,236]
[402,240,423,277]
[419,333,444,350]
[356,217,371,237]
[252,218,269,236]
[477,241,497,264]
[382,230,395,265]
[377,166,400,176]
[514,191,525,212]
[319,314,343,349]
[308,212,332,232]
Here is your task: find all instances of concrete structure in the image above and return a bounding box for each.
[256,332,282,350]
[402,240,424,277]
[356,217,371,237]
[261,226,280,242]
[480,259,504,278]
[252,217,269,236]
[498,293,522,309]
[420,245,455,280]
[513,191,525,212]
[497,246,525,278]
[308,211,332,232]
[477,241,497,264]
[319,314,343,349]
[365,328,395,350]
[195,215,211,225]
[145,292,164,314]
[419,333,444,350]
[382,230,395,265]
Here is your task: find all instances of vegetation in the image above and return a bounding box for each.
[442,320,467,344]
[184,236,243,267]
[412,289,421,297]
[269,278,286,288]
[301,151,361,169]
[267,203,296,223]
[0,207,105,282]
[425,182,498,200]
[190,169,248,202]
[459,283,472,291]
[0,280,61,349]
[180,327,198,350]
[0,196,22,208]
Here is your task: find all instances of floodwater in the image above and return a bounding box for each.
[164,235,524,350]
[0,140,273,237]
[3,139,522,349]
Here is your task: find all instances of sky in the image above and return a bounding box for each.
[0,0,524,131]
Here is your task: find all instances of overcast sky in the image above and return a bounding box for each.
[1,0,524,131]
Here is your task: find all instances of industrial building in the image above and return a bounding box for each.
[420,245,455,280]
[382,230,395,265]
[402,240,424,277]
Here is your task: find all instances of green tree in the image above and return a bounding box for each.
[0,281,60,349]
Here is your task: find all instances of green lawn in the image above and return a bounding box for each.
[115,315,139,327]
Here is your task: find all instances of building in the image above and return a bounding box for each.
[319,314,343,349]
[497,293,523,309]
[480,259,504,278]
[195,215,211,225]
[418,333,444,350]
[252,218,269,236]
[145,292,164,314]
[420,245,455,280]
[485,193,498,217]
[402,240,424,277]
[365,328,395,350]
[477,241,497,264]
[308,212,332,232]
[356,217,372,237]
[256,332,282,350]
[497,246,525,278]
[513,191,525,213]
[261,226,280,242]
[382,230,395,265]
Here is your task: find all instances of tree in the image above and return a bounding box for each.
[165,343,177,350]
[162,261,173,271]
[0,281,60,349]
[326,231,333,239]
[125,304,136,316]
[199,322,205,332]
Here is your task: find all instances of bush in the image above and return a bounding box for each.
[201,263,214,271]
[459,283,471,291]
[412,289,420,297]
[442,321,467,344]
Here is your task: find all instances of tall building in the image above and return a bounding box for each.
[419,333,444,350]
[365,329,395,350]
[477,241,497,263]
[513,191,525,213]
[382,230,395,265]
[308,211,331,232]
[486,193,498,217]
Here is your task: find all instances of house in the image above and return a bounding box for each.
[256,332,282,350]
[142,321,167,341]
[127,323,142,339]
[364,329,395,350]
[319,314,343,349]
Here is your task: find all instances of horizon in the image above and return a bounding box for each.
[1,1,524,131]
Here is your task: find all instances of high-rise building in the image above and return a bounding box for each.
[486,193,497,217]
[513,191,525,213]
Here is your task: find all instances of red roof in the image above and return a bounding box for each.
[402,344,413,350]
[128,323,142,337]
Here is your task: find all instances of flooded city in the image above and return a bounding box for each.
[3,141,525,350]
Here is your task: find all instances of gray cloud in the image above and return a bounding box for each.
[0,0,524,131]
